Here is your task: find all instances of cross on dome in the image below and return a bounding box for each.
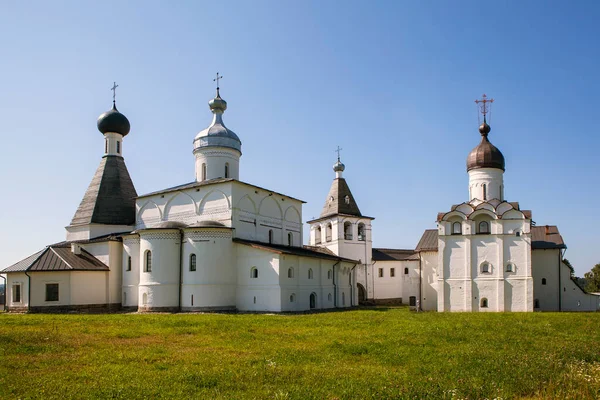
[335,145,343,161]
[111,82,119,103]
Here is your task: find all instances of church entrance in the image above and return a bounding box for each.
[310,293,317,309]
[357,283,366,304]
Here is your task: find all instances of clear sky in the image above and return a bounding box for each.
[1,1,599,276]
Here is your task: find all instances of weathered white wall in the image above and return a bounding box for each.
[372,260,403,300]
[66,223,134,241]
[29,271,71,307]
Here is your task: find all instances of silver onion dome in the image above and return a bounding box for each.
[193,89,242,153]
[333,160,345,172]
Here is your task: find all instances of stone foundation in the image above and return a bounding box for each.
[28,303,121,313]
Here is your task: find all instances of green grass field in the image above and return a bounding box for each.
[1,307,599,399]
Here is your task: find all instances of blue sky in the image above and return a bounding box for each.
[1,1,599,276]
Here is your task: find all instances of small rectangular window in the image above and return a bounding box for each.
[116,141,120,154]
[378,268,384,278]
[12,284,21,302]
[390,268,395,277]
[126,256,131,271]
[45,283,59,302]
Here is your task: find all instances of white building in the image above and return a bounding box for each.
[2,88,357,313]
[2,87,598,312]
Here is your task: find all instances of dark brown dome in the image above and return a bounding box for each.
[466,122,505,171]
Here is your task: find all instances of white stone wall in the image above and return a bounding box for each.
[138,229,181,310]
[181,228,236,310]
[309,216,372,299]
[232,183,303,244]
[137,182,232,230]
[66,223,134,241]
[236,245,281,312]
[468,168,504,201]
[122,235,140,307]
[194,147,240,181]
[6,273,28,310]
[420,251,439,311]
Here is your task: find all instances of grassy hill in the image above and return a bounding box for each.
[1,307,599,399]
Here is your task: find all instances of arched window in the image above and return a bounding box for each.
[358,223,366,241]
[542,278,547,285]
[342,292,346,305]
[144,250,152,272]
[142,293,148,305]
[253,296,256,304]
[224,163,229,178]
[105,139,108,154]
[288,267,294,279]
[478,221,490,234]
[326,223,332,242]
[126,256,131,271]
[452,222,462,235]
[308,268,313,279]
[481,298,488,308]
[310,293,317,309]
[202,163,207,181]
[404,267,409,275]
[190,254,197,271]
[344,221,353,240]
[483,184,487,200]
[534,299,540,308]
[481,262,490,274]
[116,141,120,154]
[288,232,293,246]
[316,226,322,244]
[251,267,258,279]
[268,229,273,244]
[344,195,350,205]
[328,293,332,302]
[327,269,332,279]
[290,293,296,303]
[506,263,514,272]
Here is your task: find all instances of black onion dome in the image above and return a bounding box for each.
[97,103,131,136]
[466,121,505,172]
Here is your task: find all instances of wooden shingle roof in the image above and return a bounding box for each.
[70,156,137,226]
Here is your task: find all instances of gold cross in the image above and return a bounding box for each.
[475,93,494,116]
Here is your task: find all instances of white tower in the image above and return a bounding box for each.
[307,154,374,303]
[193,81,242,182]
[466,95,505,201]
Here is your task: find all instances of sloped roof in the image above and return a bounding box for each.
[531,226,566,250]
[319,178,362,219]
[2,247,109,273]
[137,178,305,203]
[415,229,439,252]
[233,238,360,263]
[372,248,418,261]
[70,156,137,226]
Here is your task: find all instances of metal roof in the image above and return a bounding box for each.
[415,229,439,252]
[2,247,109,273]
[372,248,418,261]
[233,238,360,263]
[531,226,566,250]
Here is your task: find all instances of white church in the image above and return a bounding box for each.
[2,85,598,313]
